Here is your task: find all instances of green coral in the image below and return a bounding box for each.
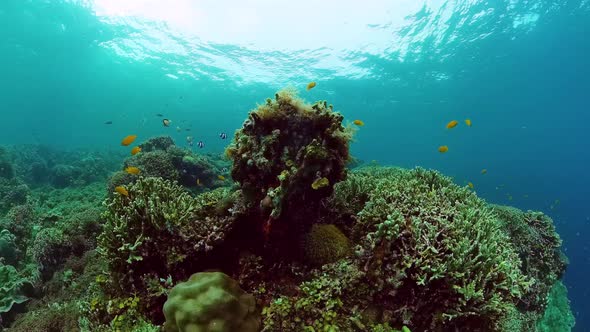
[97,178,240,317]
[261,260,369,331]
[492,205,567,312]
[536,281,575,332]
[302,224,351,265]
[349,167,531,330]
[163,272,260,332]
[0,230,17,266]
[0,263,32,316]
[0,151,14,180]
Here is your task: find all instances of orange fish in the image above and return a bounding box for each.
[125,166,140,175]
[130,146,141,155]
[465,119,472,127]
[446,120,458,129]
[115,186,128,196]
[121,135,137,146]
[353,119,365,126]
[306,81,317,91]
[438,145,449,153]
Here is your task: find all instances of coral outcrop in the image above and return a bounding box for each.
[226,89,352,256]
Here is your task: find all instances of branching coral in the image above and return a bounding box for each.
[346,167,532,330]
[98,177,242,318]
[492,205,567,313]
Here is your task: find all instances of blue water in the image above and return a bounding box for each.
[2,0,589,330]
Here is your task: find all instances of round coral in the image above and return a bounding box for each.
[163,272,260,332]
[302,224,350,265]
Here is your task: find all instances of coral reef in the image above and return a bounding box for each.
[536,281,575,332]
[0,179,29,215]
[226,89,352,257]
[349,167,531,330]
[0,148,14,180]
[0,230,17,266]
[111,136,225,194]
[98,177,243,319]
[163,271,260,332]
[492,206,567,313]
[0,90,574,332]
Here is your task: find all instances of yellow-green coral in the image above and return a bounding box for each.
[163,272,260,332]
[302,224,350,265]
[349,167,532,330]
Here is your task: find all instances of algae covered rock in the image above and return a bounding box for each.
[226,89,353,254]
[163,271,260,332]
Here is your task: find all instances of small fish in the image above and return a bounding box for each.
[156,113,163,117]
[197,141,204,149]
[115,186,129,196]
[196,178,202,186]
[446,120,459,129]
[481,169,487,174]
[130,146,141,155]
[125,166,141,175]
[306,81,317,91]
[104,121,113,125]
[219,132,227,139]
[162,119,171,127]
[311,177,329,190]
[353,119,365,126]
[185,128,191,132]
[121,135,137,146]
[176,126,182,132]
[438,145,449,153]
[218,175,226,181]
[465,119,472,127]
[523,194,529,198]
[186,136,194,147]
[221,167,228,173]
[467,182,474,189]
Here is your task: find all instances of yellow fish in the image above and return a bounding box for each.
[218,175,226,181]
[306,81,317,91]
[125,166,140,175]
[446,120,458,129]
[465,119,472,127]
[196,178,202,186]
[481,169,487,174]
[114,186,128,196]
[438,145,449,153]
[467,182,474,189]
[130,146,141,155]
[121,135,137,146]
[353,119,364,126]
[311,177,329,190]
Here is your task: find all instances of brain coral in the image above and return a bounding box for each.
[163,271,260,332]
